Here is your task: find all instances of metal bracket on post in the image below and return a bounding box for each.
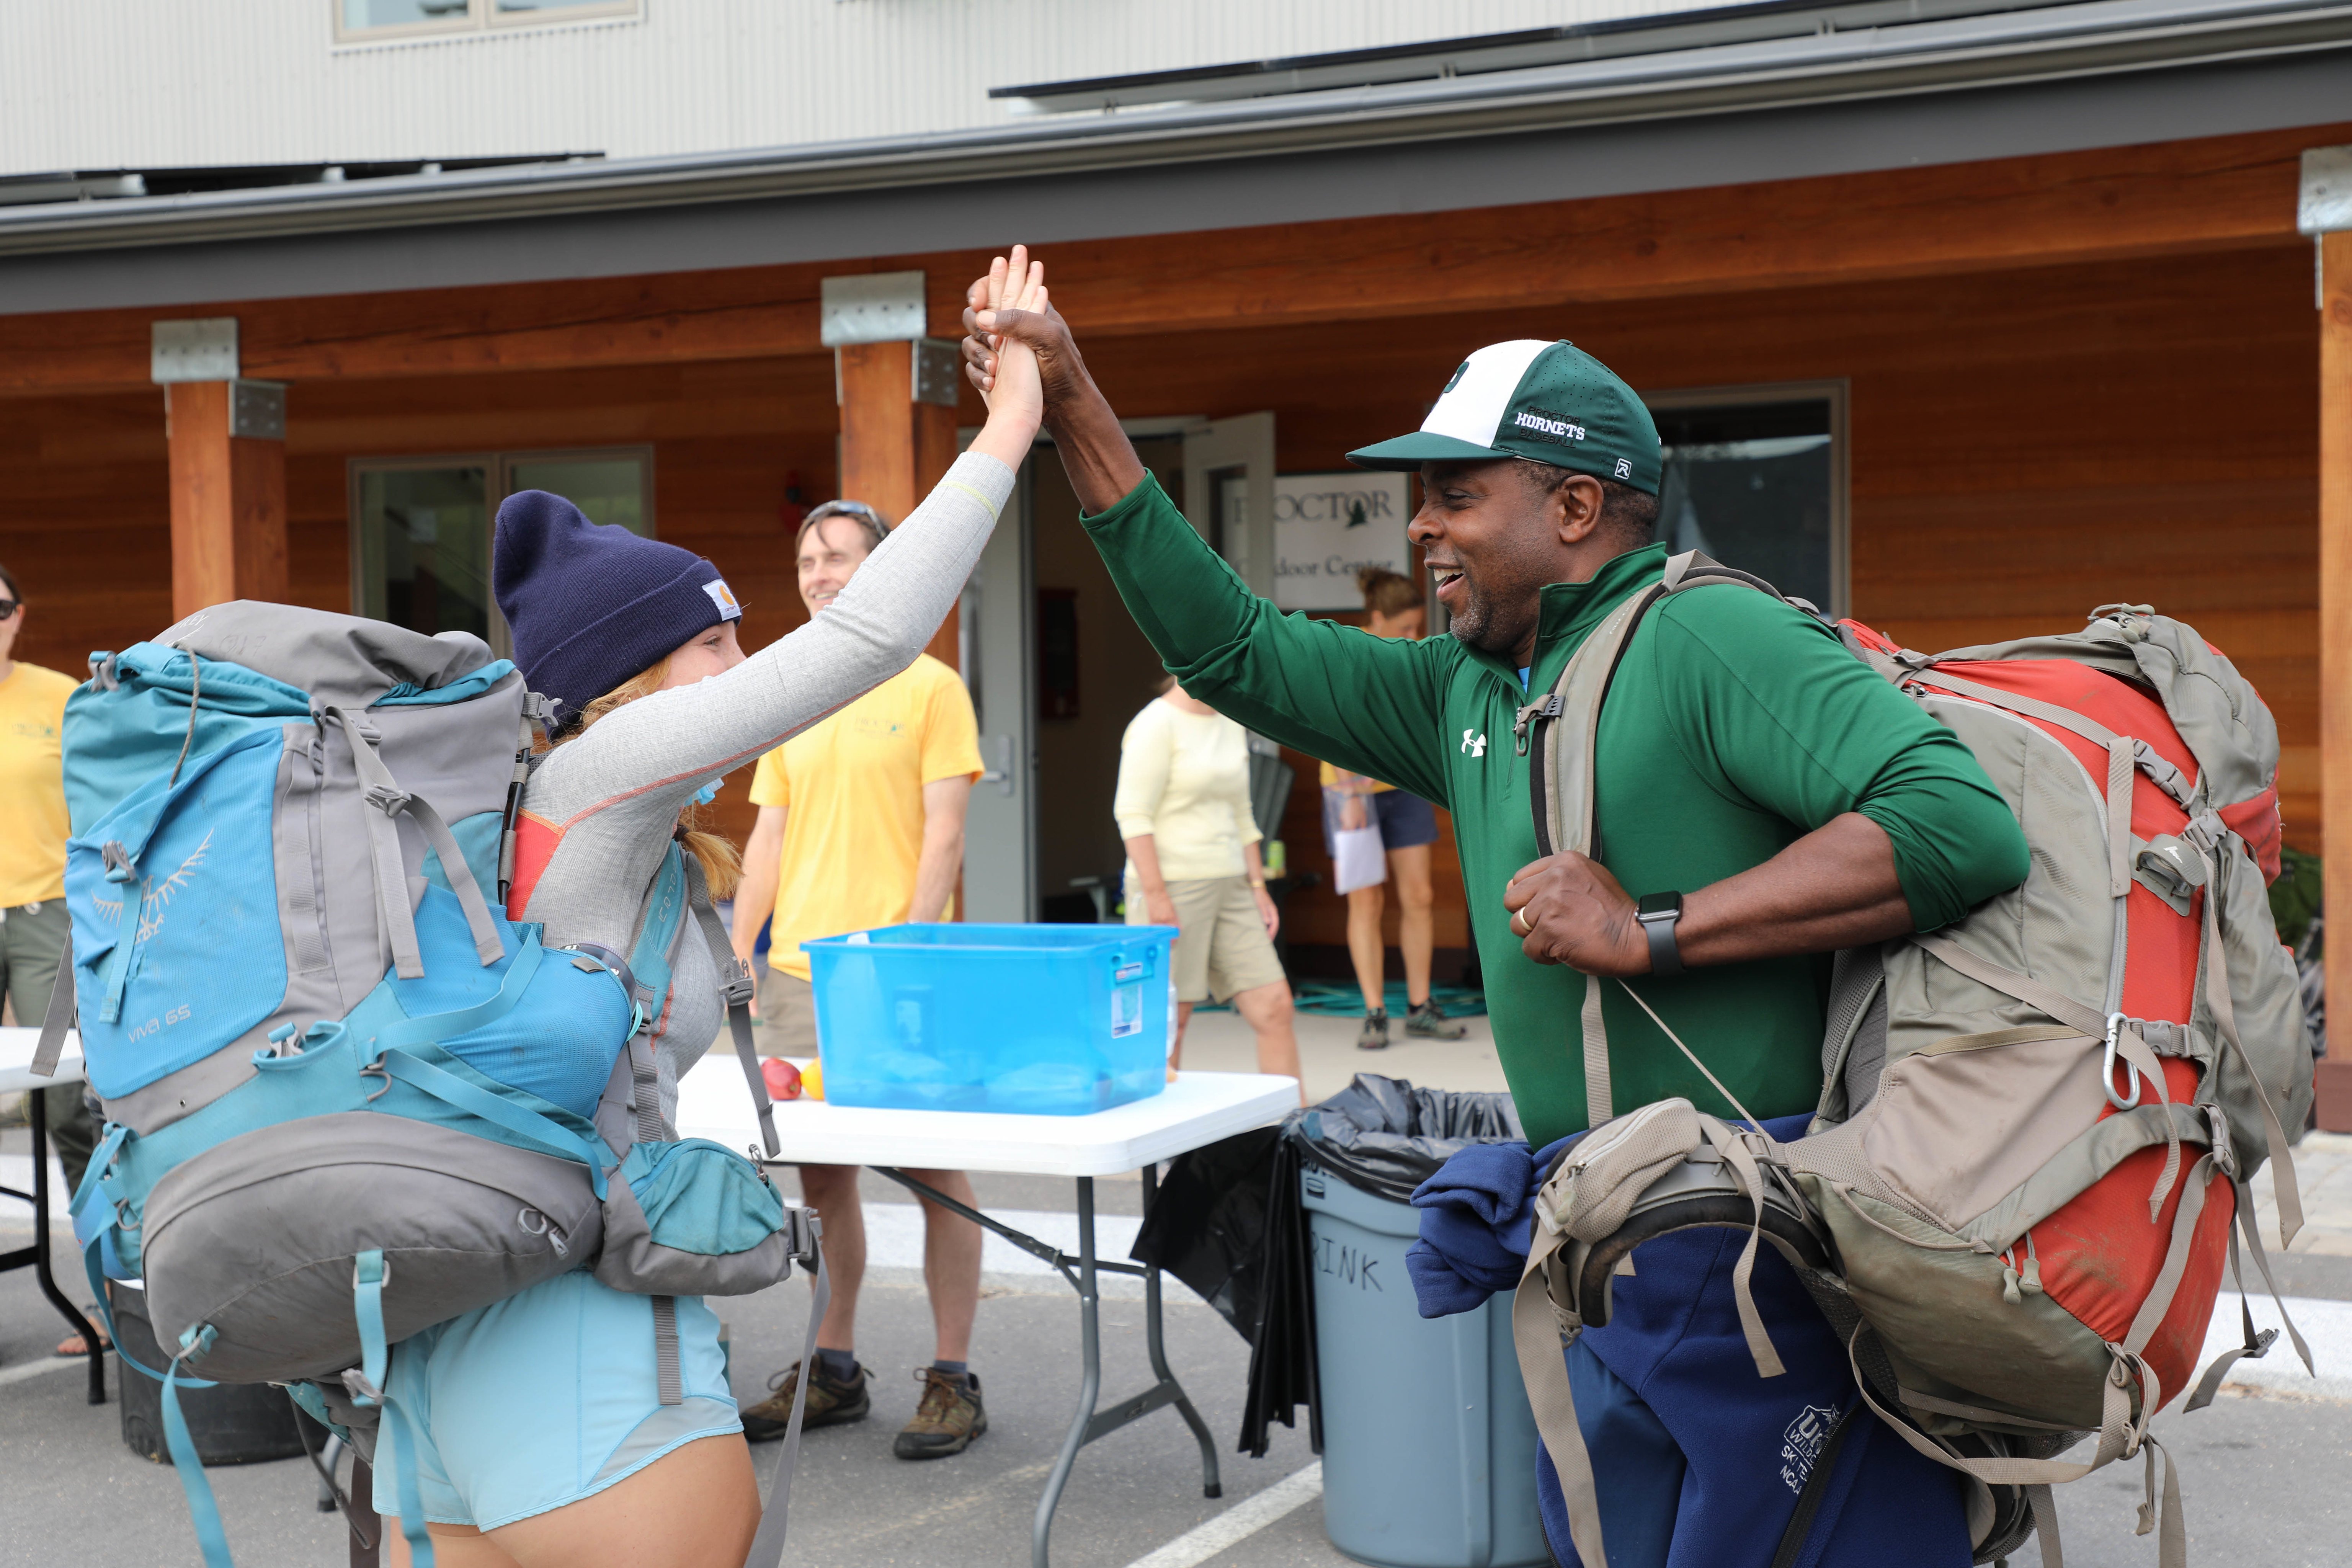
[2300,145,2352,307]
[819,271,927,346]
[914,338,962,407]
[152,318,240,383]
[230,381,287,439]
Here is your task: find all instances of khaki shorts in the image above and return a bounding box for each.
[1126,873,1287,1005]
[755,970,820,1057]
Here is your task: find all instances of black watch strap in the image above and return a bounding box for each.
[1635,893,1685,977]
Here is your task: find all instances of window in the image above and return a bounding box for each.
[350,447,652,653]
[338,0,637,44]
[1643,383,1849,618]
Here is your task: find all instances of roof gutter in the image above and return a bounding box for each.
[0,0,2345,258]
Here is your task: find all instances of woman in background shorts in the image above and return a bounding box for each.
[1323,568,1469,1050]
[1116,678,1302,1101]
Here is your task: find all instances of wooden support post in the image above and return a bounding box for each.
[167,380,287,620]
[2321,228,2352,1131]
[836,340,962,669]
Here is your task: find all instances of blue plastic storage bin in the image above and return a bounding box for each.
[801,923,1178,1115]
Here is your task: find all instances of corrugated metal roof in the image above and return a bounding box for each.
[0,0,2344,258]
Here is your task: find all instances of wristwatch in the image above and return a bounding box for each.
[1634,892,1686,977]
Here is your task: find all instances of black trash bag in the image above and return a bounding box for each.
[1129,1075,1523,1459]
[1130,1126,1282,1336]
[1290,1073,1522,1204]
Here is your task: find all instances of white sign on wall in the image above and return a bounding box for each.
[1270,471,1414,611]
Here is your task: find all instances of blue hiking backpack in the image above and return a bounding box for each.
[32,602,817,1568]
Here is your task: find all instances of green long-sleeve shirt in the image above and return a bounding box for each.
[1084,476,2030,1148]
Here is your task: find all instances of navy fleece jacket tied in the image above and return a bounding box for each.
[1406,1117,1973,1568]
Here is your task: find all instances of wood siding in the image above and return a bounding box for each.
[0,222,2321,954]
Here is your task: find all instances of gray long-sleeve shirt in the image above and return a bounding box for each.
[514,452,1014,1134]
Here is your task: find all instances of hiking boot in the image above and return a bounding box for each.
[1357,1009,1391,1050]
[1405,999,1468,1040]
[740,1357,870,1442]
[893,1367,988,1459]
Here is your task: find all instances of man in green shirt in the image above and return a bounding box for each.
[963,279,2029,1566]
[962,314,2027,1151]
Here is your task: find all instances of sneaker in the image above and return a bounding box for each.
[893,1367,988,1460]
[1357,1009,1391,1050]
[740,1357,870,1442]
[1405,1000,1468,1040]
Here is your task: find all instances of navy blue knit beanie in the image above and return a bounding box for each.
[492,490,743,723]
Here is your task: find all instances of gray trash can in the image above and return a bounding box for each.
[1302,1161,1547,1568]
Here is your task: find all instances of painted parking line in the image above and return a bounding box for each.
[1120,1461,1323,1568]
[0,1355,80,1389]
[859,1202,1143,1276]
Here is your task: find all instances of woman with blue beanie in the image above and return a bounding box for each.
[374,251,1049,1567]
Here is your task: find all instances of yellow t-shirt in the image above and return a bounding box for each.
[1318,760,1396,794]
[748,654,982,980]
[0,662,76,906]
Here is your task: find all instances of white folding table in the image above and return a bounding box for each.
[674,1060,1298,1568]
[0,1025,106,1405]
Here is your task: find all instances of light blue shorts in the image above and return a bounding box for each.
[370,1272,741,1531]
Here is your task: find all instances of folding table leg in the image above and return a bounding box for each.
[29,1089,105,1405]
[1034,1176,1101,1568]
[1141,1163,1221,1499]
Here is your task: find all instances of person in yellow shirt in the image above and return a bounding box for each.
[0,564,100,1352]
[728,498,991,1461]
[1320,568,1469,1050]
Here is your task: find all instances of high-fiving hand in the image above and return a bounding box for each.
[962,246,1050,469]
[962,247,1148,513]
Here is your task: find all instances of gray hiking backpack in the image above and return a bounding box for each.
[34,602,823,1568]
[1508,556,2316,1568]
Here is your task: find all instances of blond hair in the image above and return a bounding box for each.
[1357,566,1421,619]
[550,658,745,900]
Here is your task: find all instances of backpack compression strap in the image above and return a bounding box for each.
[325,707,507,978]
[31,926,73,1077]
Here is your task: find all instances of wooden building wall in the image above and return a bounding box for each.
[0,237,2319,968]
[1069,240,2321,956]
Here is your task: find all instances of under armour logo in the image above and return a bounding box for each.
[1461,730,1488,758]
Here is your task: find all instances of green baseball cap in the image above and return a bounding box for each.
[1348,339,1662,494]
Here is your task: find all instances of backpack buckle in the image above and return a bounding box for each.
[2103,1013,2145,1111]
[722,956,757,1009]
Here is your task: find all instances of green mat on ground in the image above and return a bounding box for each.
[1194,981,1486,1018]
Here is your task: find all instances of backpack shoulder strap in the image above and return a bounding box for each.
[1513,551,1795,1128]
[678,846,779,1159]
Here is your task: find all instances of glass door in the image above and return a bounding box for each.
[351,459,495,641]
[351,447,654,651]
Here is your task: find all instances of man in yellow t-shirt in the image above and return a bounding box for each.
[729,499,991,1461]
[0,565,101,1351]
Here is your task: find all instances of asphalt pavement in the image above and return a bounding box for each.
[7,1013,2352,1568]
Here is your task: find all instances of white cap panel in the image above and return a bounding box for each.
[1419,340,1551,450]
